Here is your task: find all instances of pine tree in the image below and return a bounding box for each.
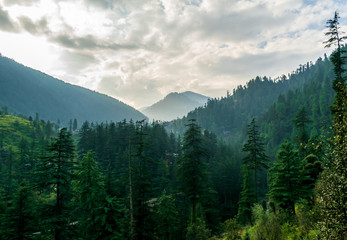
[132,120,155,240]
[316,11,347,239]
[178,119,207,224]
[74,151,105,239]
[74,151,124,239]
[237,166,256,225]
[0,181,36,240]
[269,141,309,216]
[36,128,75,240]
[155,190,179,240]
[293,107,312,157]
[77,121,94,156]
[242,118,268,202]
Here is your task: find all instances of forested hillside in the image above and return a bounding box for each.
[0,112,242,239]
[0,56,146,125]
[167,53,336,158]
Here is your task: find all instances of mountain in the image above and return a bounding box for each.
[141,91,210,121]
[167,54,335,158]
[0,56,146,125]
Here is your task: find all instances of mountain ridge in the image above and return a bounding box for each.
[0,56,146,125]
[141,91,210,121]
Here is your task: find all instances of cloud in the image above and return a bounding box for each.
[98,75,123,96]
[83,0,115,9]
[1,0,346,108]
[50,33,139,50]
[18,16,49,35]
[3,0,40,6]
[0,6,18,32]
[58,50,98,75]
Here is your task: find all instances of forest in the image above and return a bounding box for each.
[0,12,346,240]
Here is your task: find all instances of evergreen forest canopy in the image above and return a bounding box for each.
[0,12,346,240]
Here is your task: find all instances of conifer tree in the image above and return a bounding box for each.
[77,121,94,156]
[237,166,256,225]
[155,190,179,240]
[316,11,347,239]
[241,118,268,202]
[0,181,36,240]
[269,141,309,216]
[36,128,75,240]
[75,151,105,238]
[75,151,124,239]
[178,119,207,224]
[132,120,155,240]
[293,107,312,156]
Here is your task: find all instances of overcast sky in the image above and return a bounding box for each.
[0,0,346,108]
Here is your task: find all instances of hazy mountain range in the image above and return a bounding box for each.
[0,56,146,125]
[141,91,210,121]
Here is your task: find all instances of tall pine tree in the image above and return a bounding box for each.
[178,119,207,224]
[241,118,268,202]
[268,141,309,216]
[316,11,347,239]
[36,128,75,240]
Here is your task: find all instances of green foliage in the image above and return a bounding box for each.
[74,151,120,239]
[224,218,242,240]
[238,119,268,225]
[293,107,312,156]
[269,141,310,215]
[155,190,179,240]
[302,154,323,202]
[242,118,268,201]
[247,204,282,240]
[186,218,211,240]
[98,195,125,239]
[0,115,37,147]
[315,11,347,240]
[316,169,347,239]
[35,128,75,240]
[237,166,256,225]
[178,119,207,224]
[0,181,37,240]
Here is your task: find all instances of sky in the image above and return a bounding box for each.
[0,0,346,109]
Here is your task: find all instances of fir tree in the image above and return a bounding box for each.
[132,120,155,240]
[155,190,179,240]
[293,107,312,156]
[241,118,268,202]
[0,181,36,240]
[269,141,309,216]
[36,128,75,240]
[316,11,347,239]
[237,166,256,225]
[75,151,125,239]
[178,119,207,224]
[74,151,106,239]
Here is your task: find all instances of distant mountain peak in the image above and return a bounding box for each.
[141,91,210,122]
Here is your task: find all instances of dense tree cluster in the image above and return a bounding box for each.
[0,116,241,239]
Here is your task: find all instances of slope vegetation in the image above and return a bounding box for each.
[167,54,335,157]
